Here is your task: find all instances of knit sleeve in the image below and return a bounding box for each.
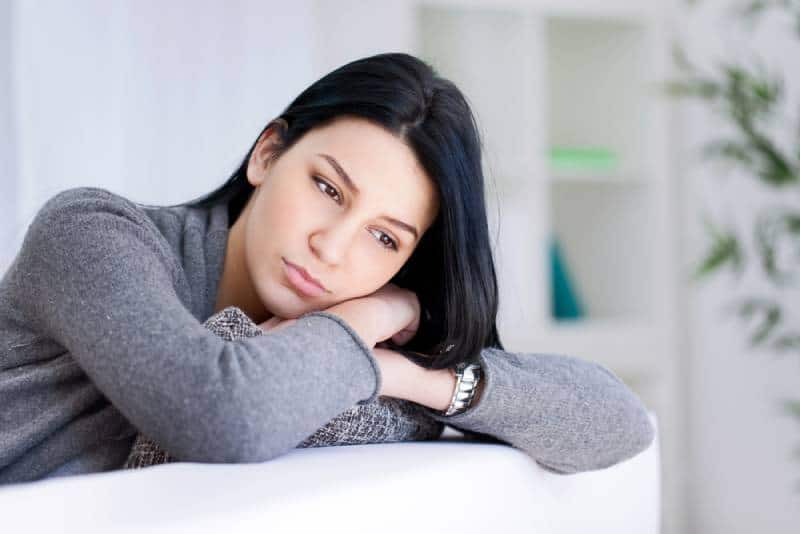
[7,187,382,464]
[419,347,656,474]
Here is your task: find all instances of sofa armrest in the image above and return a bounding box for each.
[0,411,660,534]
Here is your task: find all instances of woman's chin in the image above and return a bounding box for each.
[262,276,346,319]
[263,297,328,321]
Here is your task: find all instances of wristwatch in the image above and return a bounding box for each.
[440,361,482,416]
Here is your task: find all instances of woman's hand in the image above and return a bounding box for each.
[365,282,421,346]
[320,282,421,349]
[257,282,420,349]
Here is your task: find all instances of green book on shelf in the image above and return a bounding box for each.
[550,234,585,320]
[549,146,618,173]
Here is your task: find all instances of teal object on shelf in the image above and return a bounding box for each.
[550,234,585,320]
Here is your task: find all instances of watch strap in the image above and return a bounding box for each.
[441,361,482,416]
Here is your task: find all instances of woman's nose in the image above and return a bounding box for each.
[309,223,359,266]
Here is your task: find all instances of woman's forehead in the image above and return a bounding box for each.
[297,118,440,230]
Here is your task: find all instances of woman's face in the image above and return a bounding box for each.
[240,115,440,320]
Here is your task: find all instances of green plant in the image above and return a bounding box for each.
[666,0,800,491]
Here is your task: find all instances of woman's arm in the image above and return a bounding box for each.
[374,345,655,474]
[314,279,654,474]
[7,187,383,465]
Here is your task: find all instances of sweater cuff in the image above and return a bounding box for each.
[300,310,383,405]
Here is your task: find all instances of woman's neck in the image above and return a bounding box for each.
[213,203,272,325]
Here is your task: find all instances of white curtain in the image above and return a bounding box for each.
[1,0,318,273]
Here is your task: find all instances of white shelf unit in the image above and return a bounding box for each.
[312,2,682,533]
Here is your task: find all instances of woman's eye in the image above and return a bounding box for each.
[313,176,342,203]
[370,229,398,251]
[313,176,397,252]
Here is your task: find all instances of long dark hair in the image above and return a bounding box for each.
[145,52,504,370]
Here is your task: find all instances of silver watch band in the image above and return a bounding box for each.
[441,361,482,416]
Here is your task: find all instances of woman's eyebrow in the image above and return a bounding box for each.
[316,152,419,240]
[318,153,360,195]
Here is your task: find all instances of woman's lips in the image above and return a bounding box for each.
[282,258,327,298]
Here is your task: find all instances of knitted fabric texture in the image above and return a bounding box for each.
[123,306,444,469]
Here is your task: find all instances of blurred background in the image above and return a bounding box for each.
[1,0,798,532]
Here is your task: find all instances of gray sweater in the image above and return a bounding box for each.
[123,305,447,469]
[0,186,655,485]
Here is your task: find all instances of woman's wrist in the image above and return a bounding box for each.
[372,347,456,411]
[324,300,382,348]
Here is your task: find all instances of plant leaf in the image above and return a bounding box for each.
[729,297,782,346]
[783,398,800,418]
[693,214,745,280]
[772,333,800,352]
[754,208,800,284]
[702,139,757,168]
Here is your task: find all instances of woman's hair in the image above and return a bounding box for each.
[154,52,504,369]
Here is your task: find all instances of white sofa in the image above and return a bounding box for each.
[0,411,660,534]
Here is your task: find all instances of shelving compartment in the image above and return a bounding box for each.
[545,16,647,179]
[544,15,654,326]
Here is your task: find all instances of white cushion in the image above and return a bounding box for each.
[0,411,660,534]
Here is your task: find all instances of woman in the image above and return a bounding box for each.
[0,53,654,485]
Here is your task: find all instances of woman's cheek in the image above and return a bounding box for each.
[353,263,392,297]
[267,194,305,227]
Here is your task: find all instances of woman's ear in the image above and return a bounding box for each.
[247,118,289,186]
[261,118,288,149]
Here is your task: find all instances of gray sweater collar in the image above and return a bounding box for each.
[140,199,230,322]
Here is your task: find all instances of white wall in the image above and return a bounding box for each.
[677,1,800,531]
[1,0,318,273]
[0,0,17,268]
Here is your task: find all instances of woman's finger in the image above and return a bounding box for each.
[391,326,417,346]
